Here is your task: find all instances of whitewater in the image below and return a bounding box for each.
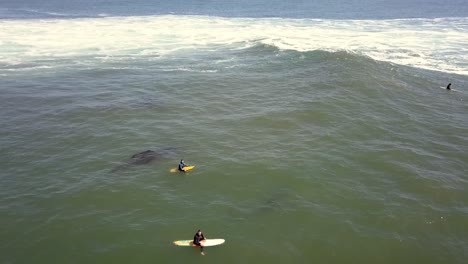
[0,15,467,75]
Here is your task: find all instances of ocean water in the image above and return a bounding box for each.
[1,1,468,264]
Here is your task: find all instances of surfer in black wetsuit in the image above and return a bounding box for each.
[446,83,452,90]
[193,229,206,255]
[178,159,186,172]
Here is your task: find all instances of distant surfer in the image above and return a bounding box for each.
[193,229,206,255]
[446,83,451,90]
[178,159,186,172]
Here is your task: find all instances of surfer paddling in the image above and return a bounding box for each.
[446,83,452,90]
[193,229,206,255]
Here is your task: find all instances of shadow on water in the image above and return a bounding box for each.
[110,147,179,173]
[225,187,298,222]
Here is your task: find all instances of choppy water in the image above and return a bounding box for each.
[1,8,468,264]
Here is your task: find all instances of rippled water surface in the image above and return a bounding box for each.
[1,5,468,264]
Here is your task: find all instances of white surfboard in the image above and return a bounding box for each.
[440,86,460,92]
[173,239,225,247]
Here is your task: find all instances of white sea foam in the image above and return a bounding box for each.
[0,15,467,74]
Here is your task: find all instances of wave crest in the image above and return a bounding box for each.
[0,15,467,75]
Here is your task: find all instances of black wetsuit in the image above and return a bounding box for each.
[193,232,205,252]
[178,162,186,172]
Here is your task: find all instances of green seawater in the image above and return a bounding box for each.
[1,49,468,264]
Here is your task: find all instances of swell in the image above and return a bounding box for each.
[0,15,467,75]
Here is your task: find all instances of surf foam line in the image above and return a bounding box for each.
[0,15,467,75]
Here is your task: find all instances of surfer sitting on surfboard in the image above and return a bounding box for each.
[193,230,206,255]
[178,159,186,172]
[447,83,452,90]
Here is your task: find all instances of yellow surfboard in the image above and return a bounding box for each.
[169,166,195,173]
